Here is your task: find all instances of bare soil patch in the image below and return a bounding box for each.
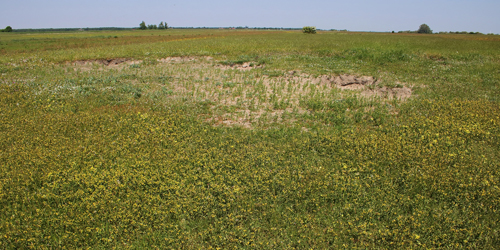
[216,62,263,71]
[329,74,411,100]
[68,56,214,71]
[71,58,143,67]
[68,58,143,71]
[209,73,413,128]
[361,86,412,100]
[157,56,213,63]
[65,57,414,128]
[334,75,378,89]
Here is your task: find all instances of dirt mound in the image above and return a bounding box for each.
[331,75,412,100]
[334,75,378,88]
[327,74,411,100]
[284,73,411,100]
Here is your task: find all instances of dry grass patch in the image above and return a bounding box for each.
[216,62,264,71]
[64,56,413,128]
[68,58,143,71]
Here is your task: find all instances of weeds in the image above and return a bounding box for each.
[1,29,499,249]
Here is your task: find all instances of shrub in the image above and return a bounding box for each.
[303,26,317,34]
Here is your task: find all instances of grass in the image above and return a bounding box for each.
[1,29,499,248]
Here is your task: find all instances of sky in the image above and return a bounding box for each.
[1,0,499,34]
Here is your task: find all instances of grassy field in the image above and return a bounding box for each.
[1,29,499,248]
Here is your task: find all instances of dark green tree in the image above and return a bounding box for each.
[158,22,165,29]
[417,24,432,34]
[3,26,13,32]
[139,21,147,30]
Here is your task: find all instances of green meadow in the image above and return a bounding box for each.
[1,29,499,248]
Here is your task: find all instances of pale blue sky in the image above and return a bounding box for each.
[1,0,499,33]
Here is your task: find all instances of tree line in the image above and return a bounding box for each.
[139,21,168,30]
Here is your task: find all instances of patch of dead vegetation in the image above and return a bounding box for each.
[68,58,143,71]
[68,56,214,71]
[72,58,143,66]
[157,56,213,63]
[216,62,263,71]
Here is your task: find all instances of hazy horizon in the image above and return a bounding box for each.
[1,0,499,34]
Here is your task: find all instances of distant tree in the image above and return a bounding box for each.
[3,26,13,32]
[302,26,316,34]
[417,24,432,34]
[139,21,147,30]
[159,22,165,29]
[164,22,168,29]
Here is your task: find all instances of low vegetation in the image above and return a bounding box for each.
[0,28,499,248]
